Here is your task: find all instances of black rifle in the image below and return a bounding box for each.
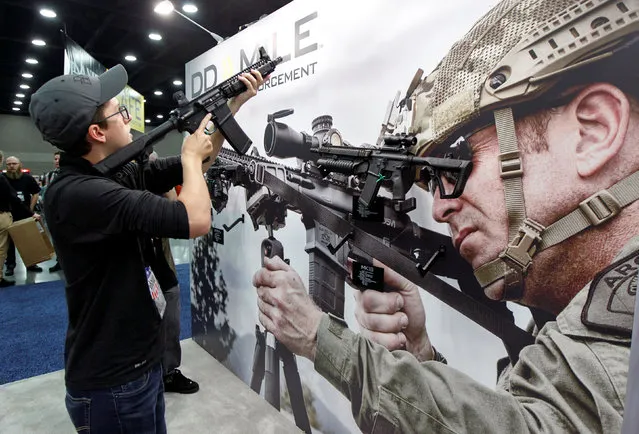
[94,47,283,176]
[207,113,535,363]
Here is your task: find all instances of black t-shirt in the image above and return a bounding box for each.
[4,173,40,219]
[0,175,32,216]
[45,154,189,390]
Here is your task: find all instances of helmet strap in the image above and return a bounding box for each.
[474,108,639,302]
[474,107,544,301]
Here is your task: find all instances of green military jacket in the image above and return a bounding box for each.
[315,240,637,433]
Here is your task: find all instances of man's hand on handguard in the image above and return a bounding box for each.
[228,70,265,114]
[252,255,324,361]
[352,259,435,362]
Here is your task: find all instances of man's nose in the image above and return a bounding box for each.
[431,188,463,223]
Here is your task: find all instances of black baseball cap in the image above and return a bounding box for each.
[29,65,128,151]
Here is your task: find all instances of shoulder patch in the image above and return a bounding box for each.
[581,251,638,336]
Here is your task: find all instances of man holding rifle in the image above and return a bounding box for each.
[253,0,638,431]
[29,64,263,432]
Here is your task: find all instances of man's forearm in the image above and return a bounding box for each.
[178,156,211,237]
[30,194,39,211]
[314,314,534,433]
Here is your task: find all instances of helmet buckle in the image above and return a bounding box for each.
[579,190,621,226]
[499,150,523,179]
[499,218,545,273]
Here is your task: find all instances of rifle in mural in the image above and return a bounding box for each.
[206,109,535,362]
[94,47,283,176]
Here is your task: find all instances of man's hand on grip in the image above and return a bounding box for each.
[182,113,214,162]
[352,259,435,362]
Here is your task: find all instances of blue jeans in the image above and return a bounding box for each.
[65,363,166,433]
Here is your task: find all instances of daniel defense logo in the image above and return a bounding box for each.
[190,11,319,99]
[582,251,638,335]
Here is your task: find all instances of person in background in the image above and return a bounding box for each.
[41,151,61,272]
[148,150,199,394]
[3,156,43,274]
[0,151,40,288]
[41,151,61,189]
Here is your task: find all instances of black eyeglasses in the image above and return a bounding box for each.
[94,105,130,124]
[419,136,473,198]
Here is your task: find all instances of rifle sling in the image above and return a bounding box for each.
[262,171,535,362]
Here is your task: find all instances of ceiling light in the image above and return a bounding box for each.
[14,101,23,105]
[124,55,137,62]
[25,58,38,64]
[22,73,33,79]
[156,114,164,119]
[154,90,163,96]
[20,84,30,89]
[172,80,183,86]
[145,119,151,124]
[32,39,46,46]
[154,0,222,43]
[154,1,174,15]
[182,4,198,13]
[16,93,25,98]
[149,33,162,41]
[39,9,57,18]
[12,107,20,112]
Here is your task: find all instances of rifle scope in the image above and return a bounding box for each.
[264,109,345,162]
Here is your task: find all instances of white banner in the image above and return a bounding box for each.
[188,1,529,432]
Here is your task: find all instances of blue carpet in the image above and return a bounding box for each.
[0,263,191,385]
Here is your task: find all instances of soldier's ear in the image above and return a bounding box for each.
[571,83,630,178]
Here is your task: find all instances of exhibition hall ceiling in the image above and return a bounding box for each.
[0,0,291,123]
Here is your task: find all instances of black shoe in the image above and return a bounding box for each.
[27,265,43,273]
[5,268,14,277]
[0,278,15,288]
[49,262,62,273]
[163,369,199,394]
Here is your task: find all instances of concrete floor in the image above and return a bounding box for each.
[0,339,301,433]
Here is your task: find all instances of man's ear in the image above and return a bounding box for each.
[86,124,107,144]
[571,83,630,177]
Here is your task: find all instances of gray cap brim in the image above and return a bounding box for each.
[99,64,128,104]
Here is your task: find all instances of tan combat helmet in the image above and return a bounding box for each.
[409,0,639,301]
